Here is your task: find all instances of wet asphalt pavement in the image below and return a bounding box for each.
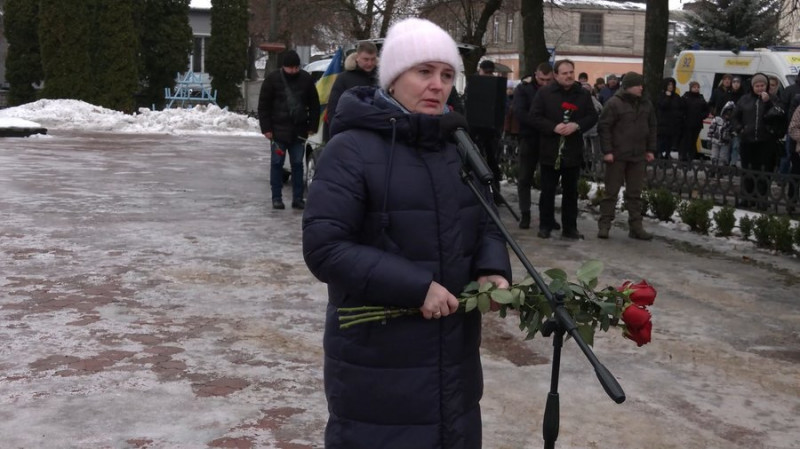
[1,130,798,449]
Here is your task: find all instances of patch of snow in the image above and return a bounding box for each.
[0,99,260,136]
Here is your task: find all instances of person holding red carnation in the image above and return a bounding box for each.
[530,59,598,241]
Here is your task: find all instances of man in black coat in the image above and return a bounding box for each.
[530,59,598,240]
[258,50,320,210]
[513,62,553,229]
[323,41,378,142]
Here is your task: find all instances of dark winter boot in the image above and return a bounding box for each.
[519,212,531,229]
[628,222,653,241]
[597,219,611,239]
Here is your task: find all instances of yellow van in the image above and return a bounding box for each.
[672,48,799,156]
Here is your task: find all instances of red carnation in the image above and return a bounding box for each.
[561,102,578,111]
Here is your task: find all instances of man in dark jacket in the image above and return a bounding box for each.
[597,71,657,240]
[531,59,598,240]
[322,41,378,142]
[258,50,320,210]
[513,62,553,229]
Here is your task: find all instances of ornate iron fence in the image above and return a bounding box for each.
[581,149,800,216]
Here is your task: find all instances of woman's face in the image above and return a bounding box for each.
[769,79,779,93]
[732,79,741,90]
[690,84,699,93]
[722,77,731,88]
[390,62,454,115]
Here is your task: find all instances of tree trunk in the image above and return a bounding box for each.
[459,0,504,76]
[521,0,549,78]
[643,0,669,104]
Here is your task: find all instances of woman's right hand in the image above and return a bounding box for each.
[420,281,459,320]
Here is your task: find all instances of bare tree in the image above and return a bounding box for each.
[419,0,505,75]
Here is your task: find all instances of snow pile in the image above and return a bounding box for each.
[0,99,260,136]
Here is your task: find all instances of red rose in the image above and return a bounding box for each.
[618,280,657,306]
[625,320,652,347]
[622,305,652,346]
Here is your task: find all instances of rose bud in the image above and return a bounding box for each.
[618,280,657,306]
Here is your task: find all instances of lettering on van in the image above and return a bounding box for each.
[724,59,752,67]
[786,55,800,65]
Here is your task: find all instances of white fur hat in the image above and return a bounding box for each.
[378,18,462,91]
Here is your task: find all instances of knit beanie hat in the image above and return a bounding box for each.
[378,18,462,91]
[281,50,301,68]
[750,73,768,87]
[621,71,643,89]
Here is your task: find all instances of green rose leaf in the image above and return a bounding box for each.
[490,289,514,304]
[477,293,491,313]
[479,282,493,293]
[577,323,594,347]
[545,268,568,281]
[577,260,603,284]
[462,281,480,294]
[465,296,478,313]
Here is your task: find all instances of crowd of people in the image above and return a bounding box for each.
[253,19,800,448]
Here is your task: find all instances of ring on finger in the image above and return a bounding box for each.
[433,311,442,318]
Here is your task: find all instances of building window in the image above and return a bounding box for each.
[493,15,500,44]
[579,13,603,46]
[191,36,209,73]
[506,14,514,43]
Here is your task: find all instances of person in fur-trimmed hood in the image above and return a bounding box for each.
[322,42,378,141]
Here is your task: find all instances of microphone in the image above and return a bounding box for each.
[440,112,494,185]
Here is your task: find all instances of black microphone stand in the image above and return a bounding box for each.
[458,164,626,449]
[492,187,520,222]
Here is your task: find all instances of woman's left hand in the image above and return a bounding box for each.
[478,274,510,311]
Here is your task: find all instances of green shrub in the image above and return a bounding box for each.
[590,186,605,207]
[648,188,679,222]
[795,222,800,247]
[678,199,714,234]
[753,214,772,248]
[578,178,591,200]
[641,188,651,217]
[713,206,736,237]
[739,215,753,241]
[772,216,794,254]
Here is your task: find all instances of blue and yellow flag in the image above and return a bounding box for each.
[316,47,344,123]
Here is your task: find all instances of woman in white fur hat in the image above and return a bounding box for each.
[303,17,511,449]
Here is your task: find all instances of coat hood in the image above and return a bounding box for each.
[330,86,449,151]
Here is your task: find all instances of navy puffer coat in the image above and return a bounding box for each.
[303,86,512,449]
